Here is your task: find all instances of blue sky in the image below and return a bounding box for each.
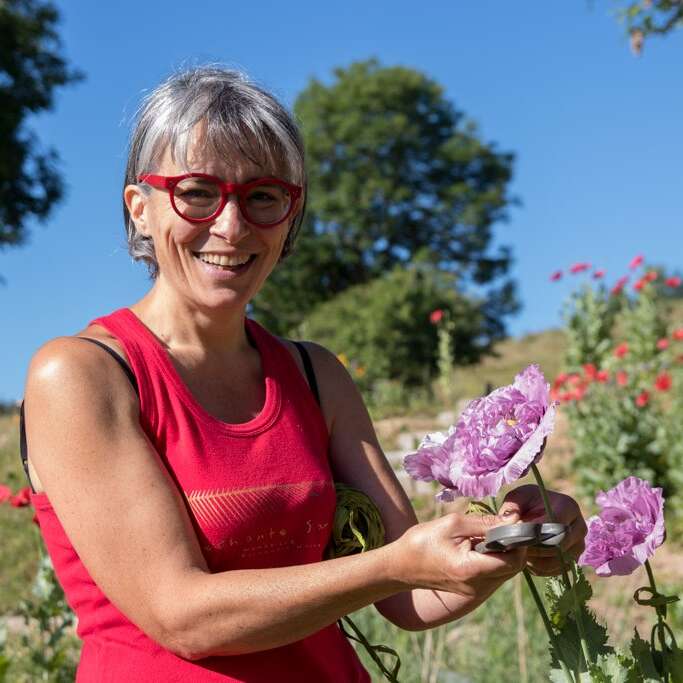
[2,1,682,402]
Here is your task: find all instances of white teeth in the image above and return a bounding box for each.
[196,253,252,267]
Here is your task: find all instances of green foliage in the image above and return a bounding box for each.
[545,572,612,674]
[560,273,683,520]
[254,58,519,339]
[0,0,83,250]
[616,0,683,53]
[1,553,79,682]
[563,283,621,370]
[348,575,552,682]
[297,262,491,390]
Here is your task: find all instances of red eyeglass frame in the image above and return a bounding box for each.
[138,173,303,227]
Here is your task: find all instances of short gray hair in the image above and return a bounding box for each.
[123,66,306,277]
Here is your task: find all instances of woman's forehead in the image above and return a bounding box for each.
[158,142,275,180]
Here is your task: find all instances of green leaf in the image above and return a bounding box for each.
[545,574,612,672]
[546,570,593,629]
[629,630,661,681]
[588,651,636,683]
[667,644,683,682]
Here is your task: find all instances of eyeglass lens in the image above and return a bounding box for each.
[172,178,292,225]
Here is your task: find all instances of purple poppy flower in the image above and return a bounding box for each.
[404,365,556,500]
[579,477,665,577]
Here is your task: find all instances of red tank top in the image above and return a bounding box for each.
[31,308,370,682]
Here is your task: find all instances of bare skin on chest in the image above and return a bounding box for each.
[169,346,266,424]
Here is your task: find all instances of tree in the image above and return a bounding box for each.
[254,59,518,342]
[0,0,82,250]
[617,0,683,54]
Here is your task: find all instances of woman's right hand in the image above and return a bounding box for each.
[393,511,527,603]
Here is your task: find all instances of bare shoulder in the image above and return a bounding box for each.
[27,328,132,399]
[25,328,139,437]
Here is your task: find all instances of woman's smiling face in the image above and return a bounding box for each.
[125,129,298,312]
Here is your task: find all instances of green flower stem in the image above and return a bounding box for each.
[530,464,592,673]
[522,570,577,683]
[492,496,576,683]
[645,559,670,682]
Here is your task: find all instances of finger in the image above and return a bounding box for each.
[451,512,521,540]
[466,546,528,578]
[498,484,545,518]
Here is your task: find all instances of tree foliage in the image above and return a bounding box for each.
[254,59,518,339]
[0,0,82,249]
[617,0,683,54]
[297,263,491,388]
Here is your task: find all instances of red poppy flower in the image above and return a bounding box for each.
[593,269,606,279]
[0,484,12,504]
[634,279,645,292]
[429,309,444,324]
[635,391,650,408]
[610,276,629,296]
[570,262,591,274]
[582,363,597,380]
[665,276,681,288]
[629,254,644,270]
[614,343,629,359]
[560,391,574,403]
[10,487,31,508]
[644,271,658,283]
[568,374,583,387]
[550,270,562,282]
[654,373,672,392]
[616,370,628,386]
[656,338,670,351]
[673,328,683,341]
[572,386,587,401]
[596,370,609,383]
[553,372,569,387]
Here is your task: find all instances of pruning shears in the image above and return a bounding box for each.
[474,522,568,554]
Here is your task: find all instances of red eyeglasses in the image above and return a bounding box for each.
[138,173,302,228]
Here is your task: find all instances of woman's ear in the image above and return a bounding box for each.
[124,184,151,236]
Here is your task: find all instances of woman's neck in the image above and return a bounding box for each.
[130,279,251,359]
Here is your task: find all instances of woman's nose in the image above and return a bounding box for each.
[210,197,250,243]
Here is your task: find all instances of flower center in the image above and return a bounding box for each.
[505,418,518,427]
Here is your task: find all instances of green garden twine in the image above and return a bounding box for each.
[326,483,401,682]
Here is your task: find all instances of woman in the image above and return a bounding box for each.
[21,66,586,681]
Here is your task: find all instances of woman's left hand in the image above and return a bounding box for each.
[497,484,587,577]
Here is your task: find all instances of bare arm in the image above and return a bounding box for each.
[308,344,586,630]
[24,338,524,660]
[303,343,522,630]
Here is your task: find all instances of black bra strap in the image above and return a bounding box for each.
[292,341,321,408]
[20,337,139,493]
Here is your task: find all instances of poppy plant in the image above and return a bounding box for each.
[404,365,556,499]
[429,309,444,324]
[550,270,563,282]
[635,390,650,408]
[614,343,629,359]
[629,254,644,270]
[654,373,672,392]
[10,486,31,508]
[656,338,670,351]
[579,477,664,577]
[570,262,591,274]
[610,276,629,296]
[665,276,681,288]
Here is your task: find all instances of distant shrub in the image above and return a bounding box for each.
[297,263,490,390]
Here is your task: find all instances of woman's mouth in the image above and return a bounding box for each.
[192,252,257,276]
